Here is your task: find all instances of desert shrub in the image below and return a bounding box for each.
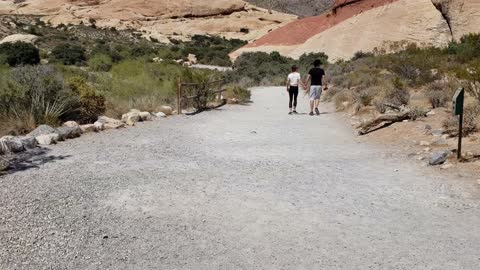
[130,43,157,58]
[0,65,75,127]
[455,58,480,103]
[91,41,125,63]
[443,103,480,137]
[225,85,251,103]
[88,53,113,72]
[447,33,480,63]
[230,51,294,85]
[352,88,375,107]
[51,43,86,65]
[298,52,328,72]
[384,77,410,106]
[426,81,450,108]
[0,42,40,66]
[66,77,106,123]
[333,90,352,111]
[351,51,374,61]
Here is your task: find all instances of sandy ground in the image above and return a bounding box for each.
[1,87,480,269]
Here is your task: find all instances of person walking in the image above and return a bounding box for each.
[286,65,304,115]
[305,59,328,116]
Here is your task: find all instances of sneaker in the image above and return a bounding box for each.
[293,111,298,114]
[315,108,320,115]
[288,112,293,115]
[309,112,314,116]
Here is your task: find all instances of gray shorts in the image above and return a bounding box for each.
[309,85,322,100]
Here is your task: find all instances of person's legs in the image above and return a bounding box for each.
[309,86,316,115]
[288,89,294,113]
[292,87,298,112]
[314,86,323,115]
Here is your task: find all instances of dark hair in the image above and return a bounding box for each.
[313,59,322,67]
[291,65,298,72]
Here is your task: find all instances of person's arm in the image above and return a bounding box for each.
[322,72,328,90]
[286,76,290,92]
[299,74,307,89]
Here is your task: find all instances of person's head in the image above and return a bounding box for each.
[291,65,298,72]
[313,59,322,67]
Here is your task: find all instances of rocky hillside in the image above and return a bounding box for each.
[233,0,480,61]
[0,0,296,42]
[244,0,335,17]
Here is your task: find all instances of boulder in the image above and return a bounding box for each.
[429,150,451,166]
[18,136,38,149]
[121,111,141,126]
[56,126,82,140]
[159,106,173,116]
[98,116,125,129]
[0,157,9,171]
[0,34,38,44]
[94,121,105,131]
[155,112,167,118]
[0,136,25,153]
[36,134,60,145]
[188,54,197,64]
[139,112,153,121]
[28,125,58,138]
[81,124,97,133]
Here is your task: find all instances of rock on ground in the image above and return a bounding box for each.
[0,136,25,153]
[98,116,125,129]
[0,157,9,171]
[28,125,58,138]
[0,34,38,44]
[56,126,83,140]
[35,134,60,145]
[81,124,97,133]
[429,150,451,166]
[158,106,173,116]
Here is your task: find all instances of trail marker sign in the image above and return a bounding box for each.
[452,88,465,159]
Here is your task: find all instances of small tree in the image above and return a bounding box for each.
[456,59,480,103]
[51,43,86,65]
[0,42,40,66]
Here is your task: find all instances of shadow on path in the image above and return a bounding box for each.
[1,148,71,176]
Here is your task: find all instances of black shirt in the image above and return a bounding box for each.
[309,67,325,86]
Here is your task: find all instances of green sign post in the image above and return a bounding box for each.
[452,88,465,160]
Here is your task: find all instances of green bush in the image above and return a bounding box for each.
[66,77,106,123]
[0,65,75,128]
[88,54,113,72]
[426,81,449,108]
[0,42,40,66]
[226,85,251,103]
[51,43,86,65]
[447,33,480,63]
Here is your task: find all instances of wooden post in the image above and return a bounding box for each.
[458,112,463,160]
[176,78,182,115]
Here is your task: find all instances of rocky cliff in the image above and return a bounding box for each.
[0,0,296,42]
[233,0,480,61]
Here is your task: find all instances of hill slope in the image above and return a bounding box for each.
[233,0,480,61]
[245,0,335,17]
[0,0,296,42]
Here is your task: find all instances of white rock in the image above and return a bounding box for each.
[139,112,153,121]
[0,34,38,44]
[159,106,173,116]
[81,124,97,133]
[188,53,197,64]
[155,112,167,118]
[98,116,125,129]
[94,121,105,131]
[420,141,431,146]
[36,134,59,145]
[121,112,141,126]
[63,121,81,128]
[427,110,436,116]
[440,163,454,170]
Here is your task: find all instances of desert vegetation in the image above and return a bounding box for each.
[0,20,251,137]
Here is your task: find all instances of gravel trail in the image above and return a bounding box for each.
[1,87,480,269]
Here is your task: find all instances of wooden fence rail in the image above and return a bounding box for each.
[176,78,227,115]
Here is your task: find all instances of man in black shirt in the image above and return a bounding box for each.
[305,59,328,116]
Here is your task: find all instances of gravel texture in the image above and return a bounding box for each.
[1,87,480,269]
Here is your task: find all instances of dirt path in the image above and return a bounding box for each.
[1,87,480,269]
